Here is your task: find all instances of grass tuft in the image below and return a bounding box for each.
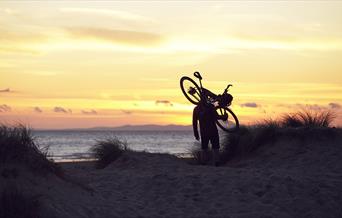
[0,124,62,176]
[188,144,214,165]
[91,136,127,169]
[189,146,202,165]
[281,110,335,128]
[220,110,337,164]
[221,126,254,163]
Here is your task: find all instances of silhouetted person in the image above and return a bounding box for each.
[193,99,227,166]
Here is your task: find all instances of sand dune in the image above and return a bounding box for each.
[1,130,342,218]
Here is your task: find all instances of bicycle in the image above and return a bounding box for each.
[180,71,239,133]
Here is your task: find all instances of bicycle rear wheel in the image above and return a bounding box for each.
[180,76,202,105]
[216,107,239,133]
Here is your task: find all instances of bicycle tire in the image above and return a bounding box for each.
[216,107,239,133]
[180,76,202,105]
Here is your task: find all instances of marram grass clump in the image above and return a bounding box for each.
[281,110,335,128]
[221,110,338,163]
[0,124,62,176]
[91,136,128,169]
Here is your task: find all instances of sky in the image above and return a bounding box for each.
[1,1,342,129]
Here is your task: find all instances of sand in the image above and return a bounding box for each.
[1,131,342,218]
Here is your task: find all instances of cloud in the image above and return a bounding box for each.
[329,102,341,109]
[278,103,330,111]
[0,28,47,54]
[228,33,342,51]
[0,88,10,93]
[66,27,163,46]
[82,109,97,115]
[53,107,72,114]
[0,104,11,112]
[276,104,293,109]
[295,103,326,111]
[33,107,43,113]
[60,8,155,23]
[121,110,133,115]
[155,100,173,107]
[0,8,19,15]
[240,102,258,108]
[0,46,39,55]
[0,28,47,44]
[140,78,170,82]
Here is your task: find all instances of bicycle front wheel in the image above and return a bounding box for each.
[216,107,239,133]
[180,76,202,105]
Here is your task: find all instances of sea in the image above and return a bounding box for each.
[33,130,199,162]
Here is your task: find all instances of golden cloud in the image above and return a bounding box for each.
[0,28,48,54]
[65,27,163,46]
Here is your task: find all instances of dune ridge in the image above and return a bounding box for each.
[1,127,341,218]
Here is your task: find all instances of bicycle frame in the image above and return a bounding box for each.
[192,71,232,106]
[180,71,240,132]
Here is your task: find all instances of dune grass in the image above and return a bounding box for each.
[281,110,335,128]
[221,122,281,163]
[188,145,213,165]
[0,185,40,218]
[188,110,337,165]
[0,124,62,176]
[91,136,128,169]
[220,110,338,163]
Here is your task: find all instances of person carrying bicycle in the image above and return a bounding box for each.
[192,97,227,166]
[180,71,239,165]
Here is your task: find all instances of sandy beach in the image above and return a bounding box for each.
[1,129,342,218]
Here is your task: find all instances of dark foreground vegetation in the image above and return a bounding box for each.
[0,124,61,176]
[0,109,341,218]
[0,124,60,218]
[224,110,337,161]
[191,110,338,164]
[90,136,128,169]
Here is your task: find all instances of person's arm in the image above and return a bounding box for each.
[215,107,228,121]
[202,88,217,99]
[192,106,199,140]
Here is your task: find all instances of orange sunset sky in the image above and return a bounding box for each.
[1,1,342,129]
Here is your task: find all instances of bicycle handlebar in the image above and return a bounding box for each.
[192,71,232,95]
[224,84,233,93]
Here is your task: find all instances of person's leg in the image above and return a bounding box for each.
[212,149,220,166]
[210,133,220,166]
[201,135,210,164]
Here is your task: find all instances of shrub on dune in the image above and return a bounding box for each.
[91,137,127,169]
[0,124,62,176]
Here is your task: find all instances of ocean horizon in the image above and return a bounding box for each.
[33,129,201,162]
